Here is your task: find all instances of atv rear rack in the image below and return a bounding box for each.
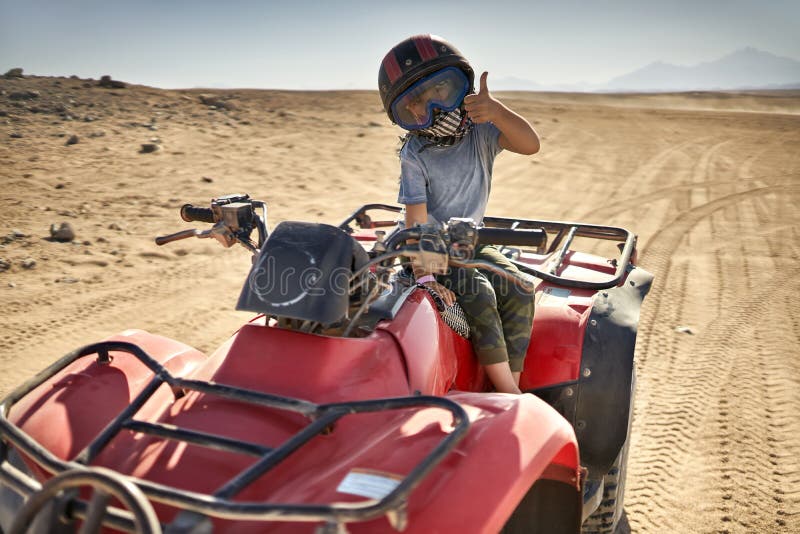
[0,341,470,533]
[340,204,638,290]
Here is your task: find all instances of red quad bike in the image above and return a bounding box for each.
[0,194,653,534]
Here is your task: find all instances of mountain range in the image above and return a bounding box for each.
[493,47,800,92]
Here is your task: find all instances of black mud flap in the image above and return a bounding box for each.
[573,266,653,479]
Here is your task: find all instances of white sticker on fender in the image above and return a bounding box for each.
[540,287,570,307]
[337,469,402,500]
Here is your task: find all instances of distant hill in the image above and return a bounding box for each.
[492,48,800,93]
[605,47,800,92]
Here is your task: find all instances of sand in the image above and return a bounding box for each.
[1,75,799,532]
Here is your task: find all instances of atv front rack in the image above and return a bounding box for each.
[340,204,638,290]
[0,341,470,533]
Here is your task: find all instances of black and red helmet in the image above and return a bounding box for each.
[378,34,474,124]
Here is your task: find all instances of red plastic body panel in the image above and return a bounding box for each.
[9,328,578,533]
[8,329,207,481]
[513,251,621,390]
[378,289,487,394]
[521,283,594,390]
[192,323,411,402]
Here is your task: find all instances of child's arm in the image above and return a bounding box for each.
[464,72,540,155]
[405,203,456,306]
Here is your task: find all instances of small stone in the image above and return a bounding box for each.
[9,90,39,100]
[198,95,237,111]
[82,240,91,246]
[55,277,79,284]
[201,176,214,183]
[139,143,160,153]
[9,133,23,139]
[54,183,66,189]
[0,259,10,272]
[49,222,76,242]
[98,75,126,89]
[21,258,36,269]
[4,68,24,78]
[65,134,79,145]
[108,222,124,231]
[675,326,694,335]
[8,282,16,288]
[57,210,77,218]
[11,230,27,238]
[96,236,108,243]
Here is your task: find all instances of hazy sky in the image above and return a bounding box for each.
[1,0,798,89]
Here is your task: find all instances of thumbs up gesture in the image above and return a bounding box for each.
[463,71,498,124]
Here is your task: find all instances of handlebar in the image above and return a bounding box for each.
[157,197,268,253]
[476,227,546,247]
[384,225,545,254]
[180,204,215,224]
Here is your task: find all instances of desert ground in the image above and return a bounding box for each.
[1,74,798,532]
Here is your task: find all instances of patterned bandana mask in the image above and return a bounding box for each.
[414,107,474,148]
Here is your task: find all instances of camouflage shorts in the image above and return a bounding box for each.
[438,245,535,372]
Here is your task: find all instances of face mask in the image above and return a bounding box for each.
[415,108,473,146]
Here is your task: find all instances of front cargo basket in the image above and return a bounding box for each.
[0,341,469,532]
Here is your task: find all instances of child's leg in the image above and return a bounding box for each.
[475,246,536,383]
[440,266,520,393]
[485,362,522,394]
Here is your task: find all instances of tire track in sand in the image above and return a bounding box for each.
[628,256,800,533]
[626,182,800,532]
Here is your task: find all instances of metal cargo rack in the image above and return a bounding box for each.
[0,341,470,533]
[339,204,638,290]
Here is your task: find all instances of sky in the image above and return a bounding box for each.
[1,0,798,90]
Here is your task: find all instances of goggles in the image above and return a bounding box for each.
[390,67,470,130]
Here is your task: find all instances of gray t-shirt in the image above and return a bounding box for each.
[397,123,502,225]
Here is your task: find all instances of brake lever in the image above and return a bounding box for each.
[155,223,236,248]
[155,229,203,246]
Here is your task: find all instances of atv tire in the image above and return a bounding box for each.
[581,366,635,534]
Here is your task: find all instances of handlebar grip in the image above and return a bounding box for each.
[477,227,546,247]
[180,204,215,224]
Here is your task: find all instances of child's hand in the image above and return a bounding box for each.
[424,281,457,307]
[463,72,499,124]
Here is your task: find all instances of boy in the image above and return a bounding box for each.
[378,35,540,394]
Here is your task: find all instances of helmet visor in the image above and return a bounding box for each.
[390,67,470,130]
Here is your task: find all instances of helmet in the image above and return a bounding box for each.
[378,34,474,125]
